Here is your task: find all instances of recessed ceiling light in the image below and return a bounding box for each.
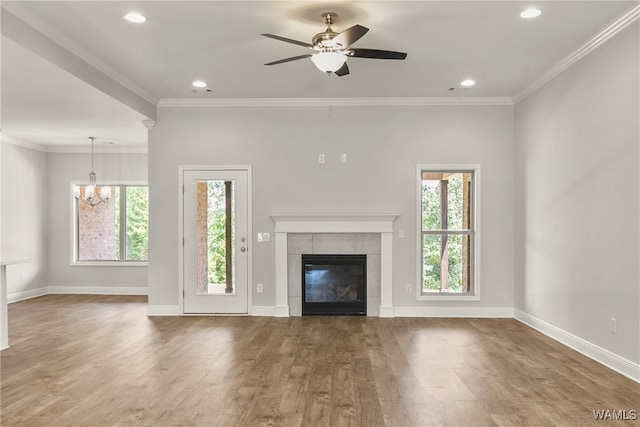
[520,8,542,19]
[192,81,207,88]
[461,79,476,87]
[124,13,147,23]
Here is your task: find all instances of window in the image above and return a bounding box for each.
[73,185,148,264]
[418,167,478,299]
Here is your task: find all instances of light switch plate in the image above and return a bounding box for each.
[257,233,270,242]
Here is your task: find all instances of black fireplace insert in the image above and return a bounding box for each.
[302,254,366,316]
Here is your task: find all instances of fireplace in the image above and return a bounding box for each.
[271,214,398,317]
[302,254,367,316]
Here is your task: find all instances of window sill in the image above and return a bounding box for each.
[71,261,148,267]
[417,293,480,301]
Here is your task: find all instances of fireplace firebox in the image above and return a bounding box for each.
[302,254,366,316]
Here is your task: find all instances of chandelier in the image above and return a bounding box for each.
[73,137,111,207]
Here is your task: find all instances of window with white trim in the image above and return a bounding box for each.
[420,168,477,296]
[73,185,148,263]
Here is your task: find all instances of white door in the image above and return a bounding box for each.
[183,169,249,313]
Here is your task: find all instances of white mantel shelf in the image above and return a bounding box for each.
[270,214,399,233]
[270,214,398,318]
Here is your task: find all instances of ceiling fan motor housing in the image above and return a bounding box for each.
[312,31,339,48]
[313,12,340,49]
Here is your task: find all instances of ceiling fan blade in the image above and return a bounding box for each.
[264,54,312,66]
[347,48,407,60]
[331,25,369,48]
[261,33,314,49]
[334,62,349,77]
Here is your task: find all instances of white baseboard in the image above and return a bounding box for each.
[7,287,48,303]
[379,306,395,318]
[48,286,148,295]
[514,309,640,383]
[251,306,277,316]
[253,305,515,318]
[273,305,290,317]
[147,305,181,316]
[393,306,514,318]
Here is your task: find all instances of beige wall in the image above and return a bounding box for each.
[1,142,48,297]
[515,23,639,363]
[47,152,148,290]
[148,104,516,310]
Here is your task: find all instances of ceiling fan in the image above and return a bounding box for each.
[262,12,407,76]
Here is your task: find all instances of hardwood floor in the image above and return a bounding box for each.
[1,295,638,426]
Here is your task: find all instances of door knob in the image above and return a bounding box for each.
[240,247,247,252]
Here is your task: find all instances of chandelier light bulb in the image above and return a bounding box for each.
[101,186,112,202]
[85,185,95,201]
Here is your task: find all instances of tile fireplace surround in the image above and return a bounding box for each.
[270,214,398,317]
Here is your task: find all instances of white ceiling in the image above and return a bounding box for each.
[1,36,149,150]
[1,1,637,150]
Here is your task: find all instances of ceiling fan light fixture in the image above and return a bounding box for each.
[311,52,347,73]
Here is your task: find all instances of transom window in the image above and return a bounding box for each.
[419,167,478,298]
[73,185,149,263]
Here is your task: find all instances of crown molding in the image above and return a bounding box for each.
[514,4,640,104]
[0,135,48,152]
[158,97,514,108]
[1,136,147,154]
[46,145,148,154]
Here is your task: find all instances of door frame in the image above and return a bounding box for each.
[178,165,253,315]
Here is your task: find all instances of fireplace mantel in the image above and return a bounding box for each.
[270,214,398,317]
[270,214,398,233]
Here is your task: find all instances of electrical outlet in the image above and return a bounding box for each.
[399,229,405,238]
[406,284,412,293]
[611,317,617,334]
[318,154,325,164]
[340,153,347,163]
[257,283,263,293]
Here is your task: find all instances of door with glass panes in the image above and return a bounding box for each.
[183,169,248,313]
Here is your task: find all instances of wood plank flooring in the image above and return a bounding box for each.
[1,295,638,426]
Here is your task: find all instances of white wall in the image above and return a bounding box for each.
[47,152,148,291]
[1,142,48,298]
[148,105,515,310]
[515,23,639,364]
